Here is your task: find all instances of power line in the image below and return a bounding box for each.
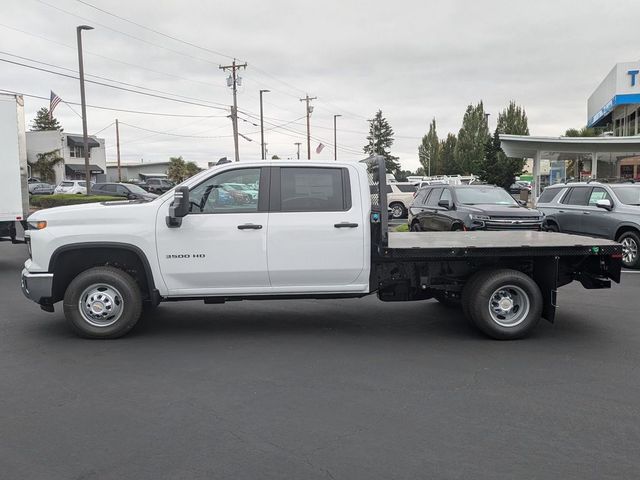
[118,122,234,139]
[0,57,229,111]
[0,22,226,90]
[0,50,229,107]
[34,0,222,67]
[0,88,227,118]
[74,0,237,62]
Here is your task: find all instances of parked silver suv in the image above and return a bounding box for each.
[537,181,640,268]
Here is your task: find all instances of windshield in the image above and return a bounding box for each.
[456,187,518,205]
[611,186,640,206]
[124,183,148,194]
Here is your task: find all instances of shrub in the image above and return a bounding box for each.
[30,194,123,209]
[395,224,410,232]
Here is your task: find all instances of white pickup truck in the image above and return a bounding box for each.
[22,157,623,340]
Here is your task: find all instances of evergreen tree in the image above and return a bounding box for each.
[439,133,458,175]
[29,149,64,183]
[453,101,489,174]
[364,110,400,174]
[30,107,63,131]
[563,126,597,176]
[418,118,440,176]
[478,101,530,189]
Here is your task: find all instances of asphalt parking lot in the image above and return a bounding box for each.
[1,241,639,479]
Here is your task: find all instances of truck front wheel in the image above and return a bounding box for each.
[462,269,542,340]
[63,266,143,339]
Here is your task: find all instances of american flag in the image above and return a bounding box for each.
[316,143,325,154]
[49,91,62,119]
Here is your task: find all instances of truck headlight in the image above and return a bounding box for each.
[469,214,490,221]
[27,220,47,230]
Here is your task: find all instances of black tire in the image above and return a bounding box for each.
[451,223,464,232]
[545,222,559,232]
[410,221,421,232]
[433,292,461,308]
[618,230,640,269]
[462,269,542,340]
[63,266,143,339]
[389,202,407,219]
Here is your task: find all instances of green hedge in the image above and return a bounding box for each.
[395,224,410,232]
[30,194,123,208]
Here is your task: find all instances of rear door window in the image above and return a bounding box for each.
[562,187,591,206]
[426,188,443,206]
[396,184,417,193]
[279,167,350,212]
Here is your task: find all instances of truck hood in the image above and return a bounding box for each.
[28,199,157,222]
[462,204,542,217]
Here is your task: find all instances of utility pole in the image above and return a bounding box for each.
[76,24,93,194]
[115,118,121,182]
[333,114,341,161]
[220,59,247,162]
[299,94,316,159]
[294,142,301,160]
[259,89,269,160]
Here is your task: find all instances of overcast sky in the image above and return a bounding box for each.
[2,0,640,171]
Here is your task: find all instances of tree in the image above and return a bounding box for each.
[167,156,187,182]
[478,101,530,189]
[364,110,400,174]
[564,126,598,137]
[453,102,489,174]
[29,149,63,183]
[564,126,597,177]
[394,170,413,182]
[184,161,202,179]
[418,118,440,176]
[271,155,280,160]
[30,107,63,131]
[439,133,458,175]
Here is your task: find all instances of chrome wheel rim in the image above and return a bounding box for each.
[78,283,124,327]
[488,285,530,327]
[621,238,638,265]
[391,205,403,218]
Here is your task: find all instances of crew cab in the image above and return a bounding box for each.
[21,157,623,340]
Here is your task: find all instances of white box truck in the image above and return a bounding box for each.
[0,93,29,243]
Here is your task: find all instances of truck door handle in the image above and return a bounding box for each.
[237,223,262,230]
[583,211,590,215]
[334,222,359,228]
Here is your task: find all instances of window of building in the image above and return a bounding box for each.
[627,111,637,136]
[69,145,91,158]
[620,165,635,179]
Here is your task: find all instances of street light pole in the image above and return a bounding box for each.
[333,114,341,161]
[76,24,93,194]
[259,89,269,160]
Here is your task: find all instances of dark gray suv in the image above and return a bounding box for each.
[538,182,640,268]
[408,185,543,232]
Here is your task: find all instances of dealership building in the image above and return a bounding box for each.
[501,61,640,203]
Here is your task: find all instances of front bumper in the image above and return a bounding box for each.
[21,269,53,305]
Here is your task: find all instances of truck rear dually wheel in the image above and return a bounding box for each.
[462,269,542,340]
[63,266,142,339]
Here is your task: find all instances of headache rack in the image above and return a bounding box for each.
[360,155,389,250]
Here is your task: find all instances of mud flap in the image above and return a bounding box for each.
[533,256,559,323]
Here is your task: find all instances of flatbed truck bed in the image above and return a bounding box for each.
[386,231,620,257]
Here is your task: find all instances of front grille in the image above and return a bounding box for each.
[480,217,542,231]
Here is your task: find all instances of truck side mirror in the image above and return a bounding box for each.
[596,199,612,211]
[166,186,190,228]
